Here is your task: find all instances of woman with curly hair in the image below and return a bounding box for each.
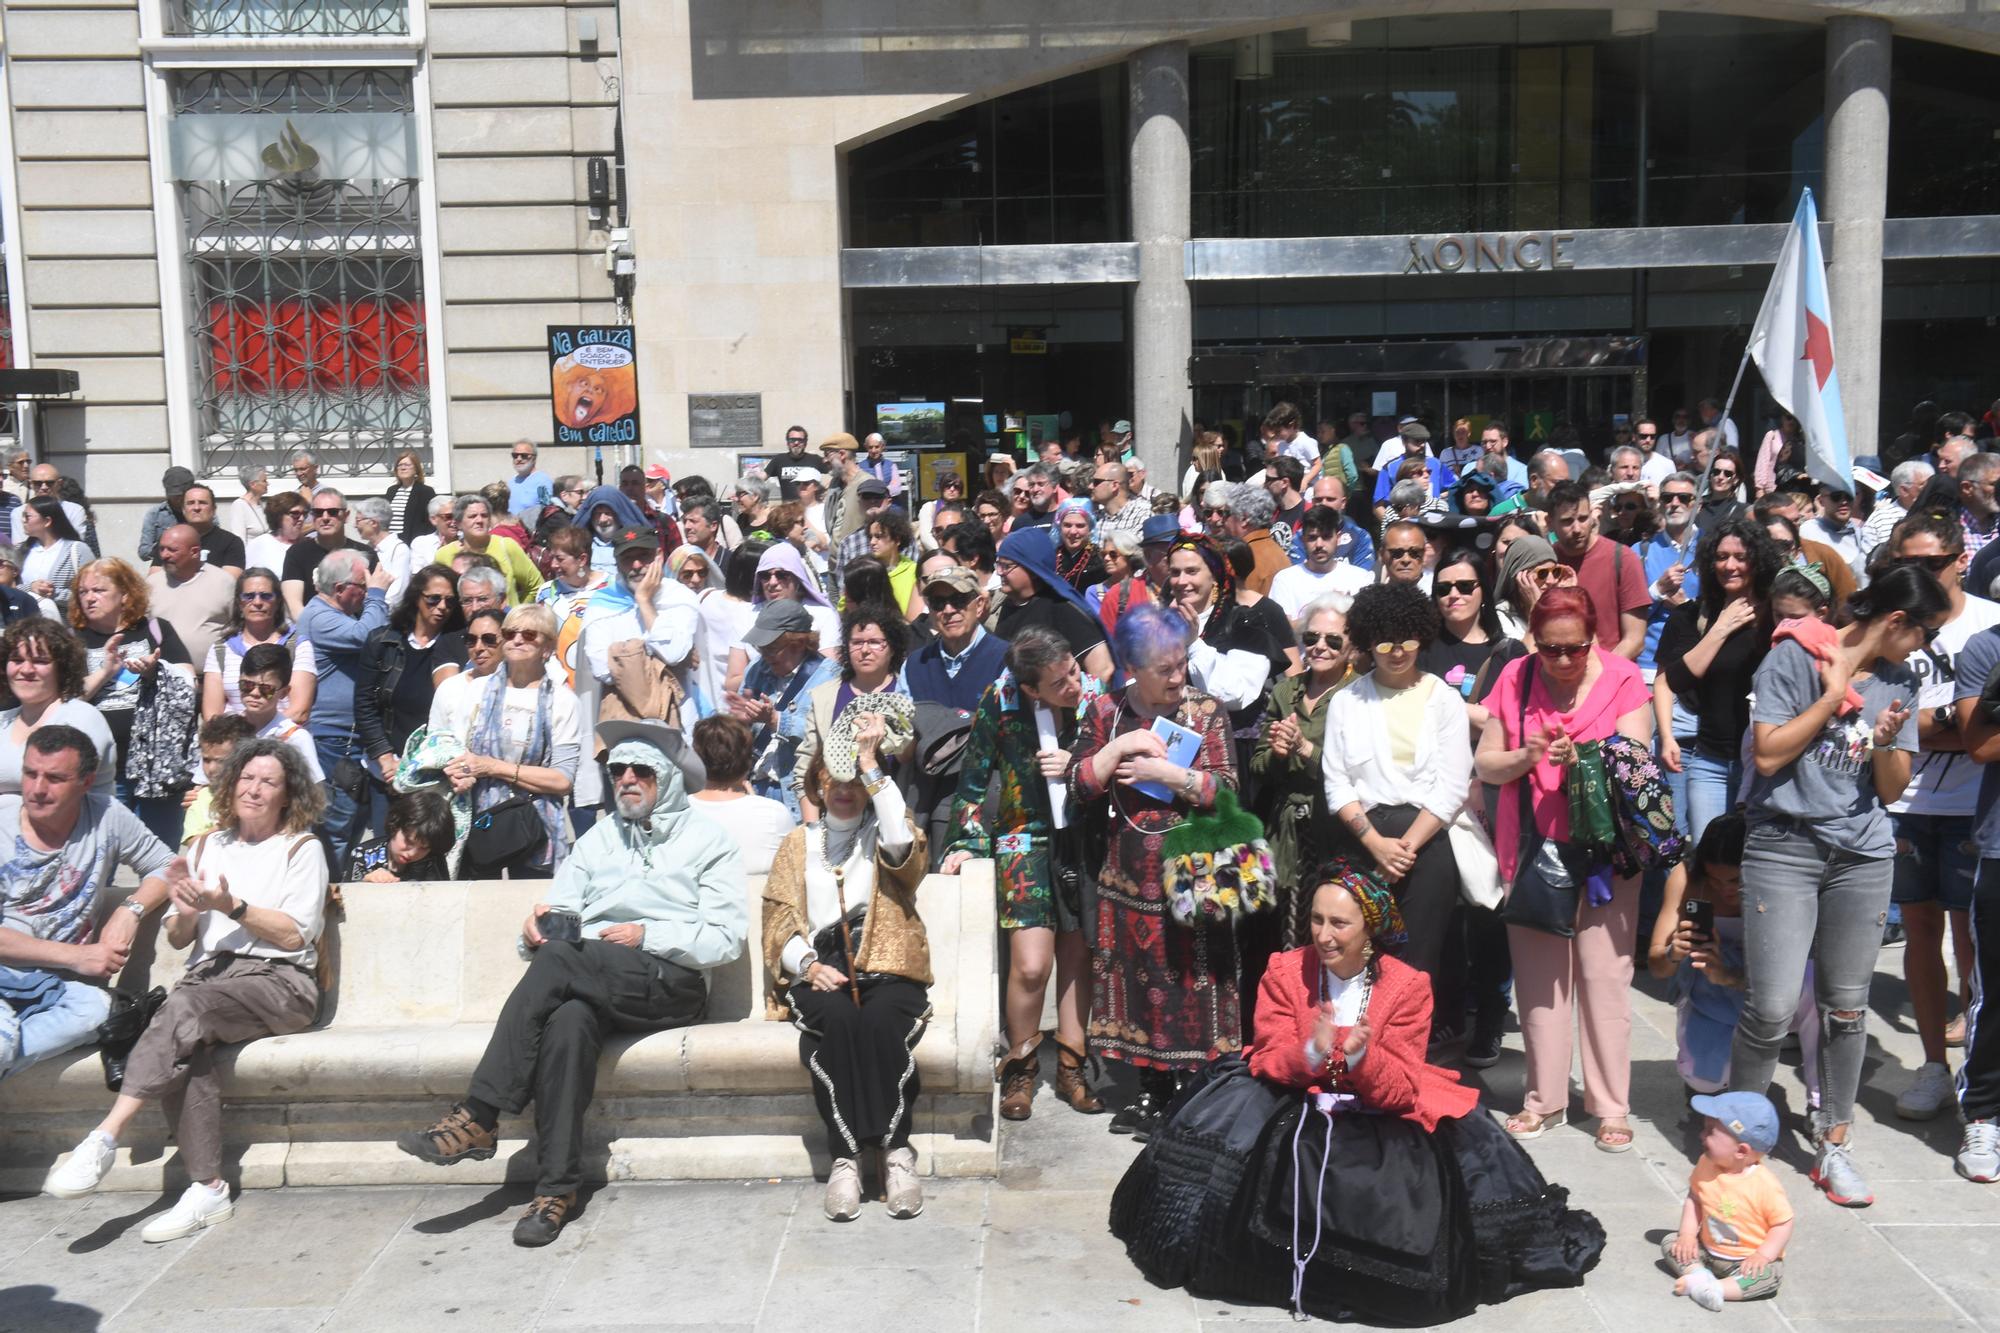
[1322,583,1473,1023]
[1654,518,1781,841]
[0,616,116,801]
[72,558,195,846]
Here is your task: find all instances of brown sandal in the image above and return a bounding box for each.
[997,1035,1042,1121]
[1054,1039,1105,1114]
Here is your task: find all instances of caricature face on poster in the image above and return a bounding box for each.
[549,326,640,446]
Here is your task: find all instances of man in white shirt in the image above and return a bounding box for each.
[352,496,412,604]
[409,495,456,568]
[1696,397,1739,451]
[1268,506,1371,618]
[1372,417,1436,471]
[578,526,701,726]
[1665,407,1696,465]
[1634,417,1677,487]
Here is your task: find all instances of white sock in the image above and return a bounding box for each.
[86,1130,116,1149]
[1681,1267,1725,1312]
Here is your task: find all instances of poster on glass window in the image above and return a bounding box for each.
[548,325,640,449]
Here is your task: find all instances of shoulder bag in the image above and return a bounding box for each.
[1500,661,1585,938]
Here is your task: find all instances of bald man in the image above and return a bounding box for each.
[146,524,237,672]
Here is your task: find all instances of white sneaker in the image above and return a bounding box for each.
[1896,1061,1954,1120]
[823,1158,862,1222]
[884,1145,924,1219]
[1957,1120,2000,1183]
[44,1131,117,1199]
[140,1181,233,1243]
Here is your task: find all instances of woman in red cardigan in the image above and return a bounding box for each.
[1111,861,1605,1324]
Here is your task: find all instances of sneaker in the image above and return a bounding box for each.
[395,1102,498,1166]
[884,1145,923,1219]
[1896,1061,1954,1120]
[511,1192,575,1247]
[1463,1022,1503,1069]
[823,1157,862,1221]
[1957,1120,2000,1184]
[1810,1139,1874,1207]
[43,1131,116,1199]
[140,1181,233,1243]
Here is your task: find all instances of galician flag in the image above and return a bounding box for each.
[1745,188,1851,491]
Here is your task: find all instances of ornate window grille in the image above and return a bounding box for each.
[172,68,430,478]
[167,1,409,38]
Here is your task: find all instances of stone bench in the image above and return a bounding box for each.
[0,862,999,1193]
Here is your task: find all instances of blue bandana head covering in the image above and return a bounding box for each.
[996,524,1097,623]
[571,484,648,533]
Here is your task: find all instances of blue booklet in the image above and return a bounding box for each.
[1132,715,1203,802]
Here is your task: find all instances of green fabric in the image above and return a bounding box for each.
[1565,740,1619,858]
[1162,786,1262,860]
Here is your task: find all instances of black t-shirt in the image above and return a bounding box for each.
[388,634,449,754]
[1421,631,1500,698]
[995,594,1105,661]
[196,526,246,570]
[433,629,470,671]
[775,453,830,501]
[1659,601,1769,760]
[282,536,377,588]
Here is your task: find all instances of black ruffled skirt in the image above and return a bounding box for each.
[1109,1057,1606,1325]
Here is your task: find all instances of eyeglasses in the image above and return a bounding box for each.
[1384,545,1424,560]
[238,678,281,697]
[1660,492,1695,507]
[1434,579,1480,596]
[421,593,457,607]
[1373,639,1420,655]
[1894,552,1958,573]
[335,580,365,593]
[849,637,889,651]
[1537,641,1591,660]
[239,590,276,603]
[607,762,657,781]
[310,506,345,517]
[467,632,502,647]
[1635,432,1658,440]
[1299,631,1343,650]
[501,628,542,643]
[930,590,975,611]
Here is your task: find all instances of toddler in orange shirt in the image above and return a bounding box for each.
[1663,1091,1792,1310]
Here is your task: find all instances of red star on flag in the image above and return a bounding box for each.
[1801,309,1834,391]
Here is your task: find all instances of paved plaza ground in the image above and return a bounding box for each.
[5,947,2000,1332]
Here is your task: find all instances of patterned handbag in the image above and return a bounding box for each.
[1597,734,1687,876]
[124,621,199,800]
[1158,787,1279,926]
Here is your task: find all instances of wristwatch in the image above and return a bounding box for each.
[120,899,147,921]
[1934,705,1956,733]
[861,766,889,795]
[227,896,249,921]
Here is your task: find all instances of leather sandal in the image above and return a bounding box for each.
[1503,1109,1565,1141]
[996,1035,1042,1121]
[1053,1039,1104,1114]
[1595,1118,1636,1153]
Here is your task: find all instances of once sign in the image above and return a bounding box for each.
[1403,231,1577,275]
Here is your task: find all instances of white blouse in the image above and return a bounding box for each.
[171,828,329,969]
[778,780,911,976]
[1322,671,1474,826]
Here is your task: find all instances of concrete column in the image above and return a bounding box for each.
[1129,42,1193,485]
[1823,16,1891,458]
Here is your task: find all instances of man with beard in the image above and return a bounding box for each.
[774,424,828,501]
[577,524,701,717]
[1268,505,1371,618]
[395,721,744,1247]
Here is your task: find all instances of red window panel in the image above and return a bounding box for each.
[208,299,427,395]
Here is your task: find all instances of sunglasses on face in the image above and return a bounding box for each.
[1537,641,1590,660]
[1384,545,1424,560]
[1895,552,1958,573]
[30,480,57,491]
[608,762,657,781]
[1434,579,1480,596]
[239,590,276,603]
[239,679,281,697]
[467,632,501,647]
[1529,565,1568,585]
[421,593,457,606]
[930,590,975,612]
[1636,432,1658,440]
[1092,475,1116,485]
[311,506,345,517]
[1711,470,1737,483]
[1615,502,1646,515]
[511,452,534,460]
[1299,631,1343,650]
[1374,639,1420,655]
[1200,507,1227,519]
[502,628,542,644]
[1660,492,1695,507]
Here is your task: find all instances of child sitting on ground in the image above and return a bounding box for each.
[343,789,456,884]
[1646,813,1821,1111]
[1664,1090,1792,1309]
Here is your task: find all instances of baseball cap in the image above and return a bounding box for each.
[922,564,981,598]
[644,463,671,482]
[1113,419,1133,436]
[742,598,814,647]
[1690,1091,1779,1154]
[612,525,659,558]
[162,466,196,495]
[855,476,890,499]
[819,431,859,455]
[1141,514,1183,545]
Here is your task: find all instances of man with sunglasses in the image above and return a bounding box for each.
[1089,461,1147,547]
[775,423,828,501]
[1883,513,2000,1123]
[1630,417,1676,488]
[1639,473,1702,676]
[1376,520,1430,591]
[1801,483,1866,584]
[280,488,377,619]
[1203,481,1292,595]
[9,465,88,551]
[506,439,553,518]
[397,719,745,1248]
[1269,505,1370,619]
[903,564,1007,713]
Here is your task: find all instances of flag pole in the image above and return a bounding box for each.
[1702,342,1754,504]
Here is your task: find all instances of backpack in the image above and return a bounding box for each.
[1597,734,1687,875]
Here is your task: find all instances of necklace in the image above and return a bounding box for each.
[818,816,870,875]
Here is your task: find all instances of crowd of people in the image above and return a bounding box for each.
[3,399,1999,1313]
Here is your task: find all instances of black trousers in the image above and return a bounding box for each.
[468,939,707,1195]
[789,977,931,1158]
[1962,859,2000,1121]
[1334,803,1460,1022]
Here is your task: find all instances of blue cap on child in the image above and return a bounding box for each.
[1690,1091,1779,1154]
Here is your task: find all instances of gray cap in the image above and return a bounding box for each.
[1399,423,1432,443]
[162,466,196,495]
[742,598,814,647]
[1498,534,1558,594]
[855,476,890,499]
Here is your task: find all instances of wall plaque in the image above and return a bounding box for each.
[688,392,762,449]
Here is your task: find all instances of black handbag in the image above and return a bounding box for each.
[463,795,545,872]
[1501,662,1582,938]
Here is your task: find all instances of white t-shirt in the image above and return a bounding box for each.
[689,791,795,876]
[204,636,321,716]
[1640,452,1677,486]
[244,533,292,576]
[695,592,756,714]
[192,714,324,786]
[429,669,582,769]
[1891,593,2000,817]
[171,827,328,968]
[1372,438,1434,469]
[1268,562,1372,620]
[227,495,270,541]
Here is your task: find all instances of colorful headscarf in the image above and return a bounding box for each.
[1167,532,1236,620]
[1317,858,1407,948]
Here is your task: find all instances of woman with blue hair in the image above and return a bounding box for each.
[1070,602,1239,1139]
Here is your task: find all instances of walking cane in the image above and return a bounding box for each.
[831,867,863,1008]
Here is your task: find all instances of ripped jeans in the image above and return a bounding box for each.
[1729,819,1892,1136]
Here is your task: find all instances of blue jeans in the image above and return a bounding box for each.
[1661,735,1695,839]
[1684,748,1743,844]
[315,731,369,872]
[0,979,112,1081]
[114,774,188,853]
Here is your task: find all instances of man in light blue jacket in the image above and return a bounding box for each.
[394,721,745,1248]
